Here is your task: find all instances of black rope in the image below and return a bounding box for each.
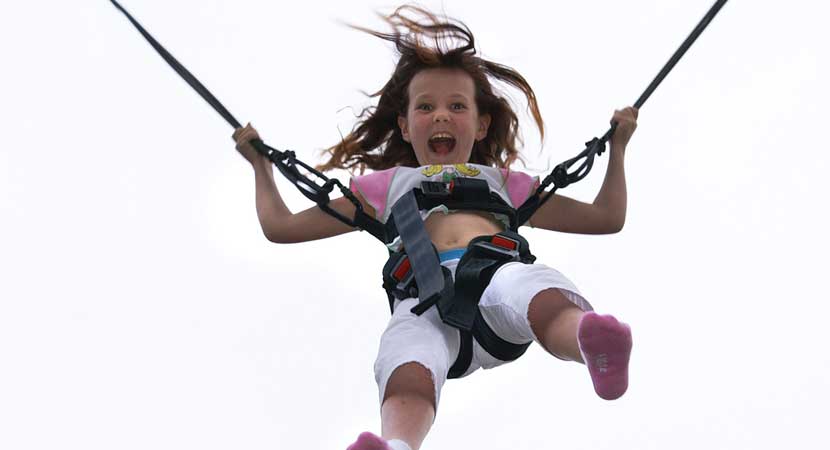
[111,0,729,235]
[109,0,242,129]
[518,0,729,225]
[634,0,729,110]
[109,0,387,241]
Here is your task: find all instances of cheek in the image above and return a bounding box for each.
[412,115,431,133]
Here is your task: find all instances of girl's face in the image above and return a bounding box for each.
[398,68,491,166]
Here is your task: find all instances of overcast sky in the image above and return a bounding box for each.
[2,1,828,449]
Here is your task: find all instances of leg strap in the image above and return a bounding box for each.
[382,230,536,379]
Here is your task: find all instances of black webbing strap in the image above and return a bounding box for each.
[110,0,391,245]
[472,314,531,362]
[448,332,474,379]
[438,252,500,331]
[390,190,447,313]
[109,0,243,129]
[514,0,730,228]
[447,321,529,380]
[415,179,518,230]
[445,231,534,377]
[112,0,729,241]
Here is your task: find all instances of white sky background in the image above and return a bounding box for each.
[1,0,828,449]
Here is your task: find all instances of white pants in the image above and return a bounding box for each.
[374,255,593,412]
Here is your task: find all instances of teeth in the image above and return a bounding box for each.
[430,133,454,140]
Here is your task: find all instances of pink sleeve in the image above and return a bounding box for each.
[499,168,540,207]
[349,167,398,219]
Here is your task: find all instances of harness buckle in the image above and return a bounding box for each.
[421,181,451,199]
[472,241,520,261]
[383,253,418,299]
[470,234,522,261]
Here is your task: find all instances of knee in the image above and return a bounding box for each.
[383,362,437,408]
[527,288,581,337]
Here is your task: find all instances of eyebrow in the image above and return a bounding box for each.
[413,93,472,102]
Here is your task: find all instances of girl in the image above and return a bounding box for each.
[233,6,636,450]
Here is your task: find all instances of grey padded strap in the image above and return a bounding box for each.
[390,190,444,307]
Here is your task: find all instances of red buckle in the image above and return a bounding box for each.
[491,235,518,251]
[393,257,411,281]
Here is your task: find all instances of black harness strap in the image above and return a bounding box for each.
[417,178,519,230]
[515,0,730,227]
[448,332,474,379]
[112,0,729,379]
[445,232,535,331]
[111,0,730,240]
[383,228,536,379]
[109,0,390,245]
[455,232,535,366]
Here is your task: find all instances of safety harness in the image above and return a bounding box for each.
[380,177,538,378]
[110,0,729,378]
[383,224,536,378]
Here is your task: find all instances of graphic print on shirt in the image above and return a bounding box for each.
[421,164,481,182]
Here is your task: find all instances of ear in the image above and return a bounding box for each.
[398,115,410,142]
[476,113,492,141]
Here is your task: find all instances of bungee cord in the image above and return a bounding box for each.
[109,0,729,237]
[533,0,729,214]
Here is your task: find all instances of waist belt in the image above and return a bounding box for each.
[382,225,537,379]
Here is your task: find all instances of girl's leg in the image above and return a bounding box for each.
[380,362,436,450]
[527,288,632,400]
[527,288,586,362]
[366,295,453,450]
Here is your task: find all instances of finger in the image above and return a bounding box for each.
[242,129,258,141]
[622,106,638,119]
[616,108,636,121]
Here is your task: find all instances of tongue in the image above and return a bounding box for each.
[432,141,453,155]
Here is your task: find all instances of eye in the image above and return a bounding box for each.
[416,103,433,111]
[452,103,467,110]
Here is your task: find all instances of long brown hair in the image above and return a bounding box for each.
[315,5,544,175]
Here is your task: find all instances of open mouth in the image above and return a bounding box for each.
[428,135,456,155]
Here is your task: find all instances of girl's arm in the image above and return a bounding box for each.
[236,125,374,244]
[528,149,625,234]
[527,107,637,235]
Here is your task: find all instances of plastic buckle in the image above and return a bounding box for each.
[421,181,451,199]
[472,240,520,261]
[391,256,411,281]
[390,256,417,298]
[491,234,519,251]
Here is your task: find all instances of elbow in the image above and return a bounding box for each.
[609,216,626,234]
[263,226,286,244]
[262,215,295,244]
[593,205,625,234]
[604,213,625,234]
[264,231,283,244]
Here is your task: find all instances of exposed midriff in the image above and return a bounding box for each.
[423,210,505,252]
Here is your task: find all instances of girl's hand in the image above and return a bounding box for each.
[232,123,268,166]
[609,106,638,151]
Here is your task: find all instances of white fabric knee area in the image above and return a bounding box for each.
[387,439,412,450]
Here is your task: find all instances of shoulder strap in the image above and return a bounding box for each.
[390,190,448,312]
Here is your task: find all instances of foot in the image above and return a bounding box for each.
[577,312,632,400]
[347,432,389,450]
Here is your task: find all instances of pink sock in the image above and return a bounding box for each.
[346,432,388,450]
[577,312,633,400]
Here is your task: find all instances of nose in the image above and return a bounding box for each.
[433,112,450,123]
